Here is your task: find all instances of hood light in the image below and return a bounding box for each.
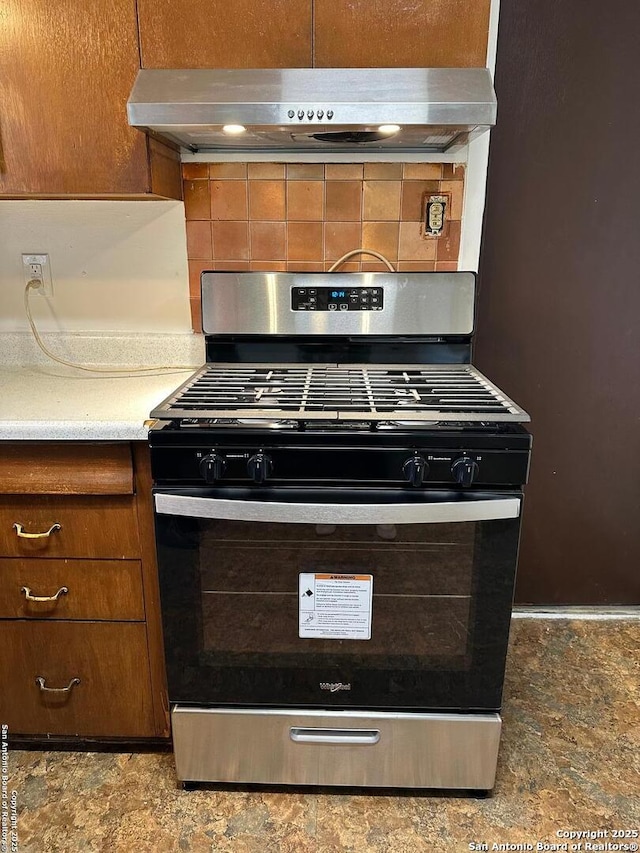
[378,124,401,135]
[222,124,246,135]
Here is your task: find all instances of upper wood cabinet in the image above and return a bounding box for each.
[0,0,180,197]
[313,0,491,67]
[0,0,490,197]
[138,0,313,68]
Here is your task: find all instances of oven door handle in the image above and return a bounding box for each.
[154,493,520,525]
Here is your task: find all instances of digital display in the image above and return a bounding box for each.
[292,286,383,312]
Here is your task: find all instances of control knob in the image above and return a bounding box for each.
[402,454,429,487]
[199,453,226,483]
[451,456,479,487]
[247,452,273,484]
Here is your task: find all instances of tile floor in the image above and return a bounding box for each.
[8,619,640,852]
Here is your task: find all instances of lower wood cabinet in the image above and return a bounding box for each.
[0,495,140,559]
[0,558,144,621]
[0,622,153,737]
[0,441,169,740]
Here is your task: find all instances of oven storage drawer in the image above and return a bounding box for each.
[0,621,154,737]
[0,558,145,621]
[0,495,140,559]
[172,706,502,790]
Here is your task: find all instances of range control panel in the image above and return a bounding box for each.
[291,286,384,312]
[151,443,531,488]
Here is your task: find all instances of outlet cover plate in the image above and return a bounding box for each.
[22,253,53,296]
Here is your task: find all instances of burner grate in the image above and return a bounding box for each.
[151,364,530,423]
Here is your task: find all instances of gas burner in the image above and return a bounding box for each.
[254,386,283,401]
[300,420,376,431]
[178,418,234,428]
[393,388,421,401]
[236,418,297,429]
[178,417,298,430]
[377,420,442,430]
[375,420,514,432]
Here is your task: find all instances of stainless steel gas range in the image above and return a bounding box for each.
[149,271,531,792]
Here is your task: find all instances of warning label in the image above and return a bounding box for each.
[299,573,373,640]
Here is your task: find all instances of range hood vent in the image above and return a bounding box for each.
[127,68,496,154]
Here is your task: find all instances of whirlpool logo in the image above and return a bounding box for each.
[319,682,352,693]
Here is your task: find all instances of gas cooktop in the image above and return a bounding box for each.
[151,363,530,424]
[150,272,531,493]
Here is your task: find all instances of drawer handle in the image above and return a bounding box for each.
[21,586,68,603]
[14,522,62,540]
[35,676,80,695]
[290,727,381,745]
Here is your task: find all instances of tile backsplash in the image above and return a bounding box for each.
[184,162,464,330]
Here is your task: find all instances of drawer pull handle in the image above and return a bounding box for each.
[290,727,381,745]
[35,676,80,695]
[13,522,62,540]
[21,586,68,603]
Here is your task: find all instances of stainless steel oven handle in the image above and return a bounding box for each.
[290,727,381,745]
[154,494,520,524]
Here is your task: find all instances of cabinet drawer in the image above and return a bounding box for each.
[0,496,139,558]
[0,621,154,737]
[0,559,144,621]
[0,443,133,495]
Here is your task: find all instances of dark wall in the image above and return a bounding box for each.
[475,1,640,604]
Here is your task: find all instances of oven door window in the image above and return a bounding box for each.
[155,488,521,712]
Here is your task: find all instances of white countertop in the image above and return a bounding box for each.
[0,333,204,442]
[0,365,196,441]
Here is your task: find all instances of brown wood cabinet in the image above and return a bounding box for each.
[2,622,153,737]
[0,559,145,621]
[0,442,169,739]
[0,496,140,559]
[313,0,491,67]
[138,0,313,68]
[137,0,490,70]
[0,443,134,494]
[0,0,180,197]
[1,0,492,197]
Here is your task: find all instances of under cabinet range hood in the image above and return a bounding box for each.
[127,68,496,154]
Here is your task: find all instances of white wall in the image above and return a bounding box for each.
[0,200,192,333]
[458,0,500,270]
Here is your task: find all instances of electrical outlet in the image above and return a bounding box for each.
[424,195,448,237]
[22,253,54,296]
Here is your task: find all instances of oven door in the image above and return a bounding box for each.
[154,487,522,712]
